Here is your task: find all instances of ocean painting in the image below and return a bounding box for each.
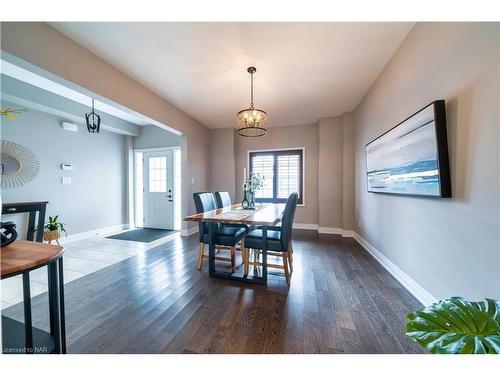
[366,102,446,197]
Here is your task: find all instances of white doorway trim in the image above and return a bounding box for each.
[133,146,182,231]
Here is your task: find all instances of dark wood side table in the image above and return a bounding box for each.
[1,240,66,354]
[2,201,48,242]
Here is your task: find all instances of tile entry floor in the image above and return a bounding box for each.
[0,230,179,309]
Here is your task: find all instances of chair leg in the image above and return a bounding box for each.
[230,246,236,273]
[282,252,291,286]
[240,240,245,265]
[197,243,204,270]
[288,243,293,273]
[243,246,249,277]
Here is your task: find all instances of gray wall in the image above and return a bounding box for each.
[1,106,127,235]
[353,23,500,300]
[234,123,320,225]
[318,117,343,228]
[210,128,236,200]
[342,112,355,230]
[133,125,182,149]
[210,120,355,228]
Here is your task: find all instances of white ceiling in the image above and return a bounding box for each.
[49,22,414,129]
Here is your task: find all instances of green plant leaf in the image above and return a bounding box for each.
[406,297,500,354]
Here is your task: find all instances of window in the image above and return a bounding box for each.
[249,149,303,204]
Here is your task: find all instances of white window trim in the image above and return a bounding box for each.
[133,146,180,152]
[247,147,306,207]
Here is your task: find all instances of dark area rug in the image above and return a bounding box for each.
[106,228,176,243]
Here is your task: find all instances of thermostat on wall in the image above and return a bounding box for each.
[61,163,73,171]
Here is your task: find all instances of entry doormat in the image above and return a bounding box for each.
[106,228,176,243]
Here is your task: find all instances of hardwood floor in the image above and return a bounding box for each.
[1,230,424,354]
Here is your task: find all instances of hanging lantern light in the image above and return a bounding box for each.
[236,67,268,137]
[85,98,101,133]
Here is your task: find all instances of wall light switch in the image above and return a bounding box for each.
[62,177,72,185]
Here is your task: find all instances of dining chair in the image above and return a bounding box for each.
[242,192,298,285]
[193,192,246,272]
[214,191,232,209]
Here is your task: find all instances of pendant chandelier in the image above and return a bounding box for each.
[85,98,101,133]
[236,67,268,137]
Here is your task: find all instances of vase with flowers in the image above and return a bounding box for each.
[242,168,265,209]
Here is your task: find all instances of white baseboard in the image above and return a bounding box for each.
[293,223,318,230]
[352,232,437,306]
[181,225,199,237]
[341,229,354,238]
[60,224,129,244]
[318,226,343,235]
[294,223,353,237]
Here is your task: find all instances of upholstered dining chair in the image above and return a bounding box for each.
[242,192,298,285]
[193,192,247,272]
[214,191,232,209]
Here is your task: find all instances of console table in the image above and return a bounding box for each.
[2,201,48,242]
[1,240,66,354]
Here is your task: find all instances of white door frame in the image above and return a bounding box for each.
[133,146,181,230]
[143,150,174,229]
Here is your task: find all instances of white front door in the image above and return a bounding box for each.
[143,150,174,229]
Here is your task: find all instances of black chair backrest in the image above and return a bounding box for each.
[280,192,299,250]
[214,191,232,209]
[193,192,216,242]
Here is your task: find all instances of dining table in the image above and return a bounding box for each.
[183,203,285,285]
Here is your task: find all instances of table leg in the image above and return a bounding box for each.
[262,226,268,284]
[207,221,267,285]
[22,273,33,353]
[47,262,61,353]
[58,258,66,354]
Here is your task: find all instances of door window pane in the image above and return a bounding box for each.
[149,156,167,192]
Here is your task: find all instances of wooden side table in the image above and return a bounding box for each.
[1,240,66,354]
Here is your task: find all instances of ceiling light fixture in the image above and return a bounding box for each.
[236,67,268,137]
[85,98,101,133]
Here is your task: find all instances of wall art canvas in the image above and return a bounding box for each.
[365,100,451,197]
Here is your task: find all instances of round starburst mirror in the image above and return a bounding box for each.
[0,140,40,189]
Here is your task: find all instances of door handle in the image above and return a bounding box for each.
[168,200,173,202]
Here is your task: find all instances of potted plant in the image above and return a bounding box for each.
[43,215,67,245]
[406,296,500,354]
[242,172,265,209]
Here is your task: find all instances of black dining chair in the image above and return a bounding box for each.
[214,191,232,209]
[242,192,298,285]
[193,192,247,272]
